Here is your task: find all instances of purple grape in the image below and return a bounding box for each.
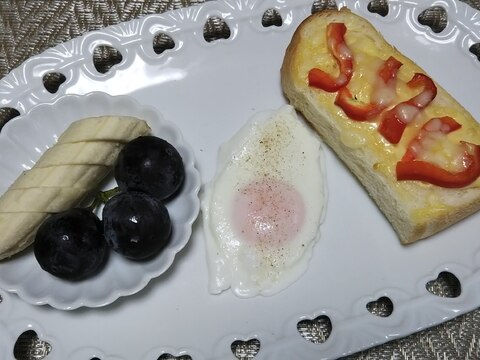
[114,136,185,201]
[34,208,108,281]
[102,191,172,260]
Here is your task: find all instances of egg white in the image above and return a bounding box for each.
[201,105,327,297]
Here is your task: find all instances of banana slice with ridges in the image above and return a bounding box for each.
[0,115,151,260]
[0,188,86,213]
[11,165,108,189]
[57,116,149,143]
[35,142,125,167]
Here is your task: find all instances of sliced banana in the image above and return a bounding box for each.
[11,165,108,189]
[0,115,151,260]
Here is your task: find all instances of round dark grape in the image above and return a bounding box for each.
[102,191,172,260]
[34,208,108,281]
[115,136,185,201]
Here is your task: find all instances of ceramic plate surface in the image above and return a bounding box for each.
[0,92,201,310]
[0,0,479,359]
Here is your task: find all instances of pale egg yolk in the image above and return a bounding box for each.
[232,178,305,246]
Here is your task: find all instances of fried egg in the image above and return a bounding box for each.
[201,105,327,297]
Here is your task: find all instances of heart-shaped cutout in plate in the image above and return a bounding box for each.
[418,6,448,33]
[367,0,389,17]
[157,353,192,360]
[297,315,332,344]
[42,72,67,94]
[426,271,461,298]
[231,338,261,359]
[14,330,51,360]
[366,296,394,317]
[0,107,20,132]
[203,16,231,43]
[93,45,123,74]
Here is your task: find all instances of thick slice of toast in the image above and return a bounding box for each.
[0,116,151,259]
[281,9,480,244]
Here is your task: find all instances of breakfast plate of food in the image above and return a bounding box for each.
[0,0,479,359]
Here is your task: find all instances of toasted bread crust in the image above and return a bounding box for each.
[281,9,480,244]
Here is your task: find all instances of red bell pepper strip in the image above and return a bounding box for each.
[378,73,437,144]
[401,116,461,162]
[378,56,404,83]
[334,87,385,120]
[334,56,403,121]
[396,116,480,188]
[308,23,353,92]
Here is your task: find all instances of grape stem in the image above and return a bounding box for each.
[86,187,120,212]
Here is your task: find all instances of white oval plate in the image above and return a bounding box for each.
[0,92,201,310]
[0,0,479,359]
